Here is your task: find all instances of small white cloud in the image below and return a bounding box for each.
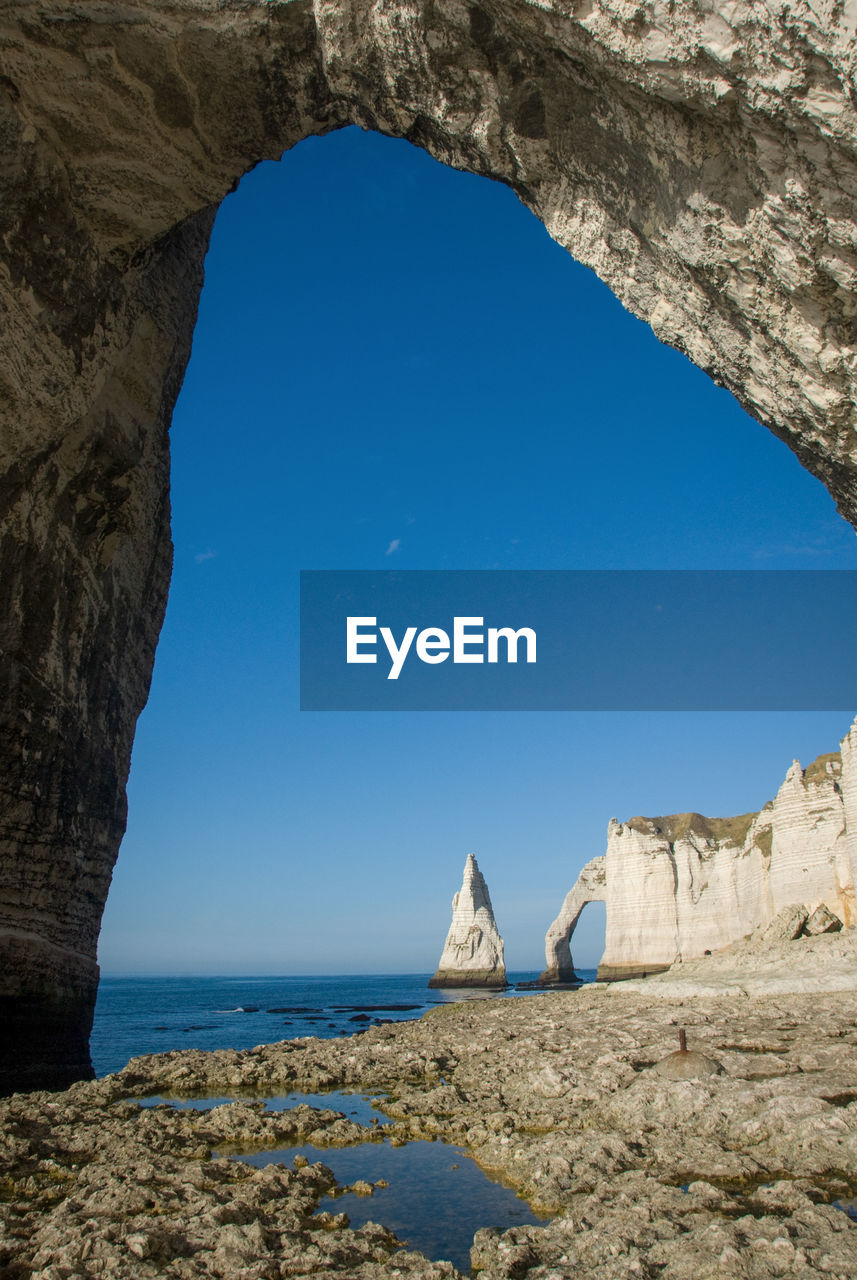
[752,542,832,561]
[385,538,401,556]
[194,549,217,564]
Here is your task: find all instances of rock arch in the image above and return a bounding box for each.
[539,856,606,983]
[3,0,857,1089]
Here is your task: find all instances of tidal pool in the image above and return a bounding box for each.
[835,1197,857,1222]
[134,1089,389,1125]
[237,1137,548,1273]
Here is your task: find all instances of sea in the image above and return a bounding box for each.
[90,971,597,1078]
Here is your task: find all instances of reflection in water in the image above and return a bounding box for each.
[134,1089,389,1126]
[238,1137,548,1273]
[133,1087,546,1268]
[835,1197,857,1222]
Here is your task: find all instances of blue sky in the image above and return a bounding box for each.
[98,127,857,975]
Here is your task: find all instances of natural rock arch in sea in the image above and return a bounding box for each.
[3,0,857,1091]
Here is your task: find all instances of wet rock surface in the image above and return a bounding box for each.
[2,987,856,1277]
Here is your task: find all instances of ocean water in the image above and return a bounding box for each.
[91,971,596,1077]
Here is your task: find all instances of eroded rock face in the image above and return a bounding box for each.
[548,717,857,982]
[611,904,857,997]
[429,854,507,988]
[4,0,857,1088]
[540,855,606,984]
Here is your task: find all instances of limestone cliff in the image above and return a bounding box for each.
[5,0,857,1087]
[429,854,507,988]
[541,856,606,984]
[544,716,857,982]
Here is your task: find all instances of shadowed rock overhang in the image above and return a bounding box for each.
[3,0,857,1090]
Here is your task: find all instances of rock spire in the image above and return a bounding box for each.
[429,854,507,989]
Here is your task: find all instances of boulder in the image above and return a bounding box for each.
[652,1031,723,1081]
[762,905,811,943]
[804,904,843,936]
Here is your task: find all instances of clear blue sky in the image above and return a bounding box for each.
[98,127,857,976]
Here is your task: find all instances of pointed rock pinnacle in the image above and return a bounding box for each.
[428,854,507,989]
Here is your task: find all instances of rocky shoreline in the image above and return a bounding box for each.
[3,951,857,1279]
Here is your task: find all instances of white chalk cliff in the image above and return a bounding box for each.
[541,857,607,984]
[429,854,507,989]
[543,717,857,982]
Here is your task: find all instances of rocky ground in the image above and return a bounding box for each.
[607,913,857,1000]
[1,978,856,1279]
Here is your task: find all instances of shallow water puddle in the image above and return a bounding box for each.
[134,1089,390,1125]
[236,1137,548,1273]
[136,1094,234,1111]
[834,1197,857,1222]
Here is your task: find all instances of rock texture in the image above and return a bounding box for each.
[2,985,857,1277]
[429,854,506,988]
[546,717,857,983]
[5,0,857,1087]
[806,902,844,934]
[541,856,606,984]
[609,906,857,998]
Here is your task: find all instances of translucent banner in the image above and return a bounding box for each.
[300,570,857,711]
